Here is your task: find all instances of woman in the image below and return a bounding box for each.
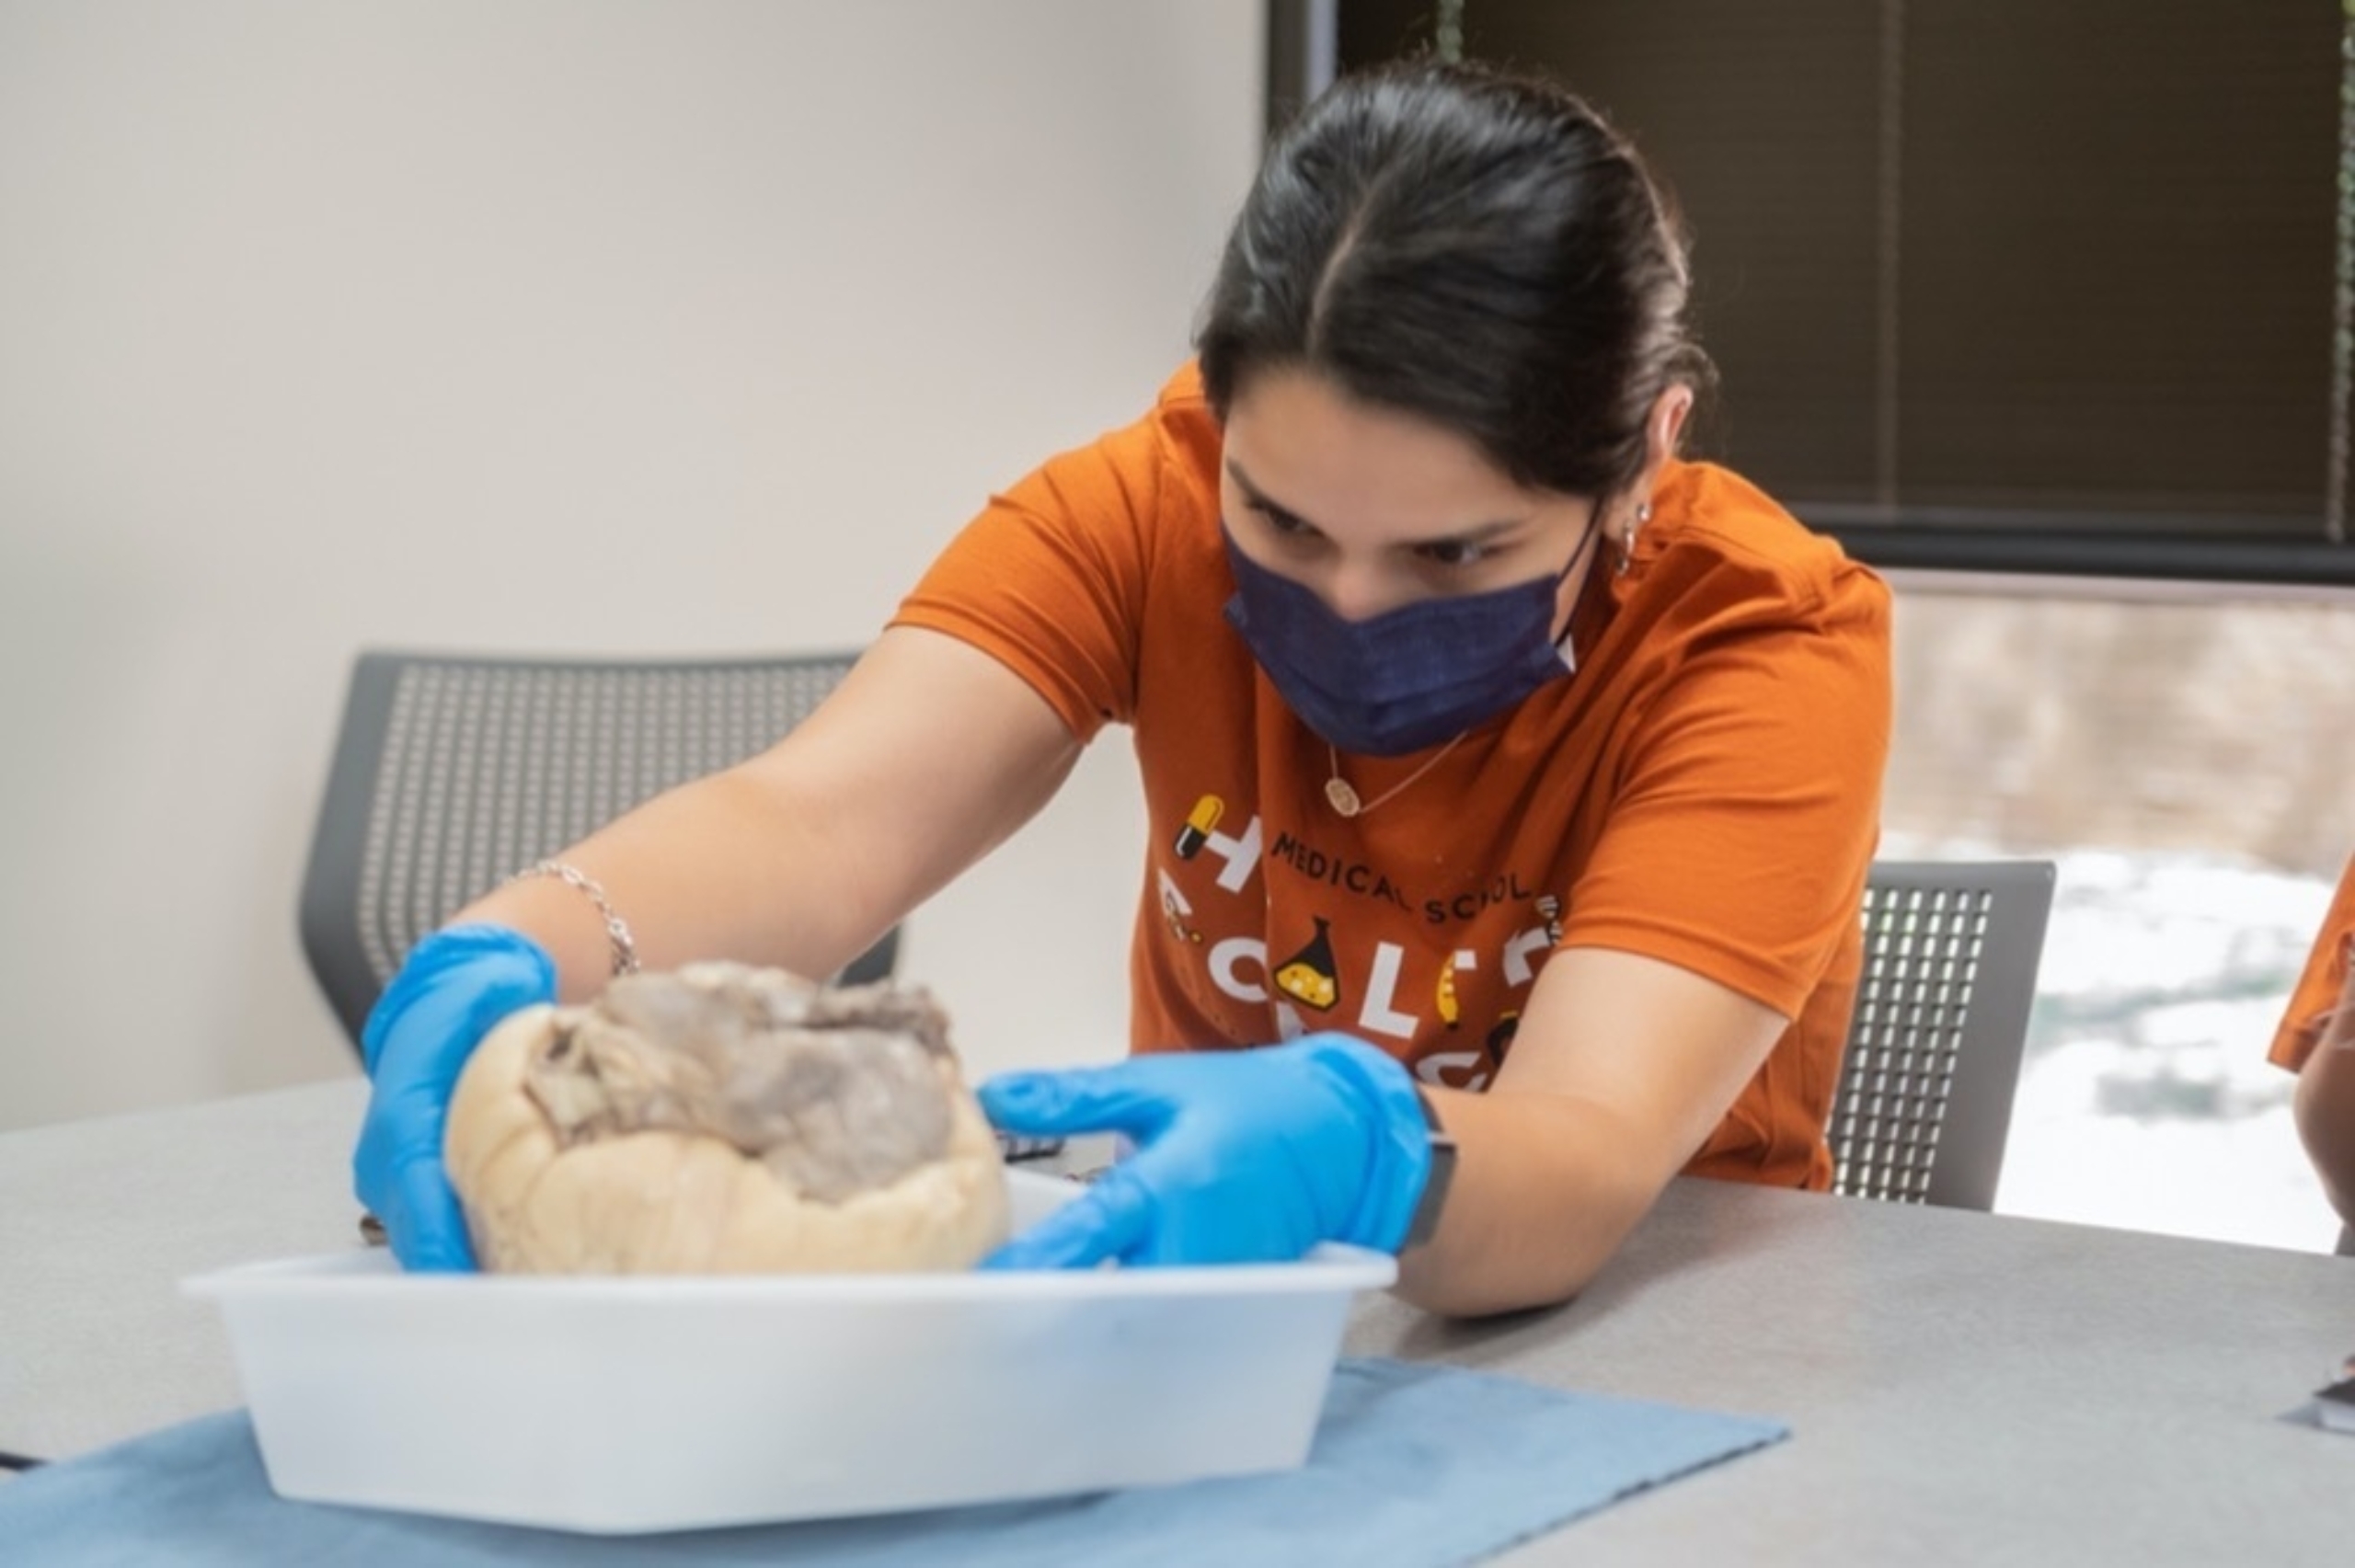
[357,60,1891,1317]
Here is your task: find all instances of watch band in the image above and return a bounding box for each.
[1404,1085,1459,1251]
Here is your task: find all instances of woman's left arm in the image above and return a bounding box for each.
[1393,945,1787,1317]
[977,946,1786,1311]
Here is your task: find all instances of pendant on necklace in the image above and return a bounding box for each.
[1324,776,1362,817]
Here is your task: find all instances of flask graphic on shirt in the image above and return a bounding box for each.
[1273,918,1342,1013]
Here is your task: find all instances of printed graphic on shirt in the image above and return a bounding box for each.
[1158,876,1202,944]
[1272,919,1341,1012]
[1173,794,1223,860]
[1159,795,1561,1092]
[1410,1011,1524,1093]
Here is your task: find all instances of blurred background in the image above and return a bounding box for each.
[5,0,2349,1254]
[0,0,1257,1129]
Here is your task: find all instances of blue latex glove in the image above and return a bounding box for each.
[977,1033,1435,1269]
[352,924,557,1272]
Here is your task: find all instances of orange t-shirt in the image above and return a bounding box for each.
[893,365,1892,1188]
[2270,856,2355,1072]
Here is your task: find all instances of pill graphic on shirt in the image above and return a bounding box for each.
[1174,794,1224,860]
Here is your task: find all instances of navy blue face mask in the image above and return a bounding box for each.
[1221,509,1603,758]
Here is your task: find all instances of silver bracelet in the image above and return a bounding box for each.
[507,860,642,977]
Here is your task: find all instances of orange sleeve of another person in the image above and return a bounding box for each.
[2271,856,2355,1072]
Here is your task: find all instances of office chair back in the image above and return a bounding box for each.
[1829,859,2057,1211]
[299,648,895,1052]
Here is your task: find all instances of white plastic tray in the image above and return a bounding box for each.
[185,1170,1395,1533]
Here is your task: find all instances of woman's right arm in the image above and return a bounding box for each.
[448,624,1086,1000]
[359,624,1085,1270]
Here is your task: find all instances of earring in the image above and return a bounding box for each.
[1618,502,1650,577]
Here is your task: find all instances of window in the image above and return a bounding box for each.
[1326,1,2355,585]
[1878,582,2348,1250]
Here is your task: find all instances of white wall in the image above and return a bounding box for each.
[0,0,1264,1129]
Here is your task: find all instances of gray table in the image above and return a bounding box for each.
[4,1080,2352,1562]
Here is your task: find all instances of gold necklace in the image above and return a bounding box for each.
[1324,732,1469,818]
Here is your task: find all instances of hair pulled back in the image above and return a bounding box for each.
[1197,60,1711,499]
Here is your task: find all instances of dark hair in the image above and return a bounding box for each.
[1195,59,1712,500]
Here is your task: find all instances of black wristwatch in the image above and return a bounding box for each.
[1403,1086,1459,1251]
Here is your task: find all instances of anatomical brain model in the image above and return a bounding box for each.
[443,963,1009,1274]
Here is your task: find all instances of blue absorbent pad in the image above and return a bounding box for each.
[0,1357,1786,1566]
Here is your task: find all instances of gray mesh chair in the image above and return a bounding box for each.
[1828,859,2057,1210]
[299,648,897,1053]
